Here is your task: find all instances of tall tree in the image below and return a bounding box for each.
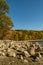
[0,0,13,39]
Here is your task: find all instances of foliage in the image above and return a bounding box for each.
[0,0,43,40]
[9,30,43,40]
[0,0,9,13]
[0,0,13,39]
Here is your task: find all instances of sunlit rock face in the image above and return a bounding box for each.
[0,40,43,62]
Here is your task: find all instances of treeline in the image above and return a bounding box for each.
[1,30,43,40]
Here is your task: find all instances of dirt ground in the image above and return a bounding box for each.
[0,56,43,65]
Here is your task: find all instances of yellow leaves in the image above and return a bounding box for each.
[0,29,43,40]
[0,0,13,39]
[5,16,13,27]
[11,30,43,40]
[0,13,13,29]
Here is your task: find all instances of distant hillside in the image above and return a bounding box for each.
[1,30,43,40]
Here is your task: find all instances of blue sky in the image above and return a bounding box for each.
[7,0,43,30]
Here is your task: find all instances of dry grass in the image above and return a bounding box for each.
[0,56,43,65]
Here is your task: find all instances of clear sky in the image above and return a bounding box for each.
[6,0,43,30]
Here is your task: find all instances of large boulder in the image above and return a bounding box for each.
[35,52,42,58]
[28,47,35,56]
[23,51,30,58]
[7,48,16,57]
[35,42,42,52]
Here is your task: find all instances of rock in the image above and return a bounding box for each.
[35,42,39,46]
[23,51,30,57]
[32,43,35,49]
[10,41,15,48]
[36,57,41,62]
[35,42,40,50]
[28,47,35,56]
[16,47,25,52]
[35,45,42,52]
[0,40,43,63]
[0,52,5,56]
[40,52,43,56]
[23,59,28,63]
[20,55,23,60]
[35,52,42,58]
[7,48,16,57]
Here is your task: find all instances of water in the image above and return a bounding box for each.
[27,40,43,44]
[38,41,43,44]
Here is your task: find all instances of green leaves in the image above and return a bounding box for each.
[0,0,9,13]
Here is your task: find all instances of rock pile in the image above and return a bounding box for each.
[0,40,43,62]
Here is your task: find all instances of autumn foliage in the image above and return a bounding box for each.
[0,0,43,40]
[0,0,13,39]
[1,30,43,40]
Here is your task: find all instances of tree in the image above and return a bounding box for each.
[0,0,13,39]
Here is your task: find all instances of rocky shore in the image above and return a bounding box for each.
[0,40,43,65]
